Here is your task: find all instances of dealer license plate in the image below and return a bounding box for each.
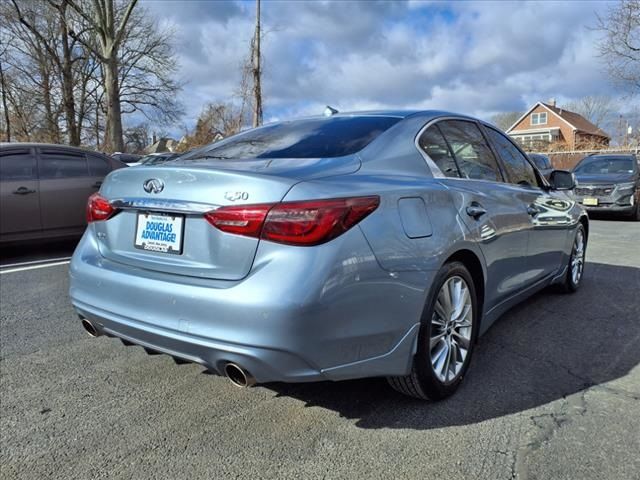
[134,212,184,254]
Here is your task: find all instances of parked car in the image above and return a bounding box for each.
[70,111,587,400]
[572,154,639,220]
[111,152,142,165]
[134,152,180,167]
[0,143,126,243]
[528,153,553,179]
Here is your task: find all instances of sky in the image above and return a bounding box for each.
[141,0,632,134]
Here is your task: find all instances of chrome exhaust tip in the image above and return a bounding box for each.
[80,317,101,337]
[224,363,256,388]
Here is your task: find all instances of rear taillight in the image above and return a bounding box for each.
[86,193,116,223]
[205,196,379,246]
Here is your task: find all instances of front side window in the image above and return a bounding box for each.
[39,150,89,179]
[418,125,460,178]
[486,127,540,187]
[437,120,503,182]
[0,149,36,181]
[182,116,401,160]
[531,112,547,125]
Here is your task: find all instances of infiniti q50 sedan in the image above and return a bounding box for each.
[69,111,588,400]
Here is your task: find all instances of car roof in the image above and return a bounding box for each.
[587,154,636,159]
[287,109,479,123]
[0,142,109,156]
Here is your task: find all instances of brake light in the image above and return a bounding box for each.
[86,193,115,223]
[204,196,379,246]
[204,204,272,237]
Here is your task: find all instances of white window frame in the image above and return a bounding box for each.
[531,112,547,126]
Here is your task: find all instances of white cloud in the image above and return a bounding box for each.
[140,0,635,134]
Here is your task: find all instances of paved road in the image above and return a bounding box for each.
[1,220,639,479]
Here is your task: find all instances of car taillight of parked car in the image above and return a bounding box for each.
[86,192,116,223]
[205,196,380,246]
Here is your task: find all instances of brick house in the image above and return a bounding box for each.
[506,101,610,151]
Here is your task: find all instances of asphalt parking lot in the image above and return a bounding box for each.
[1,219,639,480]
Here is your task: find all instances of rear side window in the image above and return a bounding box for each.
[87,154,111,176]
[418,125,461,178]
[0,149,36,181]
[39,150,89,179]
[184,116,401,160]
[437,120,502,182]
[485,128,539,187]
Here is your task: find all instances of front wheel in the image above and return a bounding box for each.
[387,261,478,400]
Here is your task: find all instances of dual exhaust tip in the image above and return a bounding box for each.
[80,317,101,337]
[80,317,256,388]
[224,363,256,388]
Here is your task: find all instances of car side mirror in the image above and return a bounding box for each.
[549,170,575,190]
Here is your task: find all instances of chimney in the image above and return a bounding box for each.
[548,98,556,108]
[152,132,157,144]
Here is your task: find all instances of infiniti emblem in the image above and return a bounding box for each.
[143,178,164,194]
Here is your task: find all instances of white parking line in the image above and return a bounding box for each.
[0,260,71,275]
[0,256,72,269]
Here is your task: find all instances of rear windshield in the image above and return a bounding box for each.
[574,156,637,174]
[183,116,401,160]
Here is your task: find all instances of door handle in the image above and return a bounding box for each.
[527,204,542,216]
[92,181,102,188]
[12,186,36,195]
[466,203,487,219]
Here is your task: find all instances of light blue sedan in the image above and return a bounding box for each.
[70,110,587,400]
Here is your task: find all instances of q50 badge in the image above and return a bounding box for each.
[224,191,249,202]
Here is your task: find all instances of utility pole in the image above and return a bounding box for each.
[251,0,262,128]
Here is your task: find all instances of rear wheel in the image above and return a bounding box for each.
[559,224,586,293]
[387,261,478,400]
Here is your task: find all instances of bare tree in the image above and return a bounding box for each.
[595,0,640,94]
[115,7,183,126]
[490,111,524,131]
[64,0,139,152]
[563,95,620,128]
[181,103,243,150]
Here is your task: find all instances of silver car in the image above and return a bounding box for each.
[69,111,588,400]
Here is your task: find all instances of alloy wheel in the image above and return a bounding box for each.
[430,276,473,383]
[571,229,585,285]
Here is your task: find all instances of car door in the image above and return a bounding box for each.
[423,119,533,311]
[483,126,569,281]
[37,147,95,234]
[0,146,41,240]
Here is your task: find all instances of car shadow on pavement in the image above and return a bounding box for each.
[263,262,640,429]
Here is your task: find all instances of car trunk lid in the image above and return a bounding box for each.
[93,156,359,280]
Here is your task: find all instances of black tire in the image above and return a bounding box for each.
[387,261,479,401]
[632,202,640,222]
[559,223,586,293]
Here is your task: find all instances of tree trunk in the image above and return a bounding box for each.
[252,0,262,128]
[104,56,123,152]
[40,61,59,143]
[59,1,79,145]
[0,60,10,142]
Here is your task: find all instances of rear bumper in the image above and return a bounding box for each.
[69,229,429,383]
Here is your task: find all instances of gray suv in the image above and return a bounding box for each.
[0,143,125,243]
[572,154,640,220]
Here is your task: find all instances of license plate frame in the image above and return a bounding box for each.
[134,211,185,255]
[582,197,599,206]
